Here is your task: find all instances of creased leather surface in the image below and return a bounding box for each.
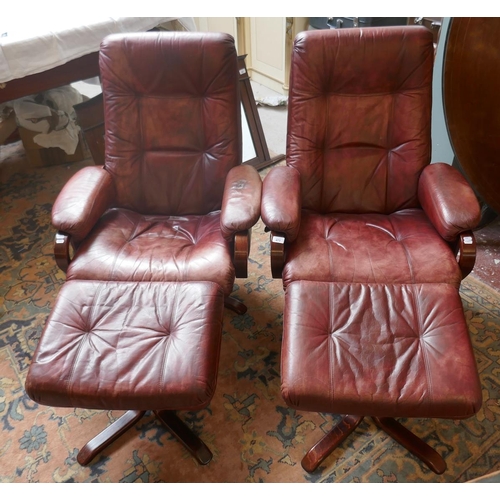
[51,166,115,243]
[99,31,241,215]
[281,281,482,418]
[55,33,248,296]
[287,26,434,214]
[220,164,262,240]
[418,162,481,241]
[25,280,224,411]
[66,209,235,295]
[261,165,302,242]
[282,209,463,288]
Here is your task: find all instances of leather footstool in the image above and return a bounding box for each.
[281,280,482,474]
[26,280,224,465]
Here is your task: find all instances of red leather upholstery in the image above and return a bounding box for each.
[261,165,302,242]
[26,280,224,411]
[287,26,434,215]
[66,209,235,295]
[51,32,261,293]
[261,26,480,285]
[262,26,482,473]
[281,281,482,419]
[220,164,263,241]
[100,32,241,215]
[52,166,115,243]
[418,162,481,241]
[26,33,259,466]
[282,209,463,288]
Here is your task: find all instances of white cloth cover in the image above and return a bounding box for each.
[0,17,196,83]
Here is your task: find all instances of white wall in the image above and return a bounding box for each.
[431,17,454,164]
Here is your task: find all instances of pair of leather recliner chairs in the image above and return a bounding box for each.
[25,27,482,475]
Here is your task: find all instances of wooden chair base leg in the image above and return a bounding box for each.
[301,415,364,473]
[154,410,213,465]
[77,410,146,466]
[77,409,213,466]
[301,415,447,475]
[224,296,247,315]
[372,417,447,475]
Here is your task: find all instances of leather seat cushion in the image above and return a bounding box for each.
[282,208,463,288]
[281,280,482,418]
[66,208,235,295]
[25,280,224,411]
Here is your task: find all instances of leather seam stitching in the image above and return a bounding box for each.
[66,282,105,397]
[414,285,434,407]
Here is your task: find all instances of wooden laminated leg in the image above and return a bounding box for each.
[154,410,213,465]
[301,415,364,473]
[224,296,247,315]
[77,410,146,466]
[233,230,251,279]
[301,415,447,475]
[269,231,286,279]
[77,409,213,467]
[455,230,476,279]
[372,417,447,475]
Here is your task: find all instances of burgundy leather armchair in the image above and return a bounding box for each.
[52,31,261,314]
[262,26,482,474]
[263,28,479,285]
[25,32,262,467]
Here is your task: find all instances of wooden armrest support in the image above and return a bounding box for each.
[270,231,286,279]
[54,232,72,273]
[233,230,251,279]
[455,230,476,279]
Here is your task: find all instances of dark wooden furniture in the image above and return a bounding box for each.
[238,55,285,170]
[0,52,100,104]
[443,17,500,215]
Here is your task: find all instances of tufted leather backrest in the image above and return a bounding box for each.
[287,26,434,214]
[99,32,241,215]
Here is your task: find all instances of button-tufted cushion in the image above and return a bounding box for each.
[66,208,235,295]
[25,280,224,411]
[282,208,463,289]
[99,32,241,215]
[281,280,482,418]
[287,26,434,214]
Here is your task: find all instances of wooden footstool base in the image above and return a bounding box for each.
[282,281,482,474]
[26,280,225,466]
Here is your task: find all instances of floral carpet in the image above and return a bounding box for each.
[1,141,500,483]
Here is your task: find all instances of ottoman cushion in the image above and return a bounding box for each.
[26,280,224,411]
[281,281,482,419]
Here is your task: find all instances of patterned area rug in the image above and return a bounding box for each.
[1,141,500,483]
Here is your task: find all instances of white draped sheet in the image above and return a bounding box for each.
[0,17,196,83]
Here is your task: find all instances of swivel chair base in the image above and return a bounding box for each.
[78,410,213,466]
[301,415,446,475]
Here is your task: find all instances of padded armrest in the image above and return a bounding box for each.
[52,166,115,242]
[220,164,262,241]
[418,163,481,242]
[261,165,301,243]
